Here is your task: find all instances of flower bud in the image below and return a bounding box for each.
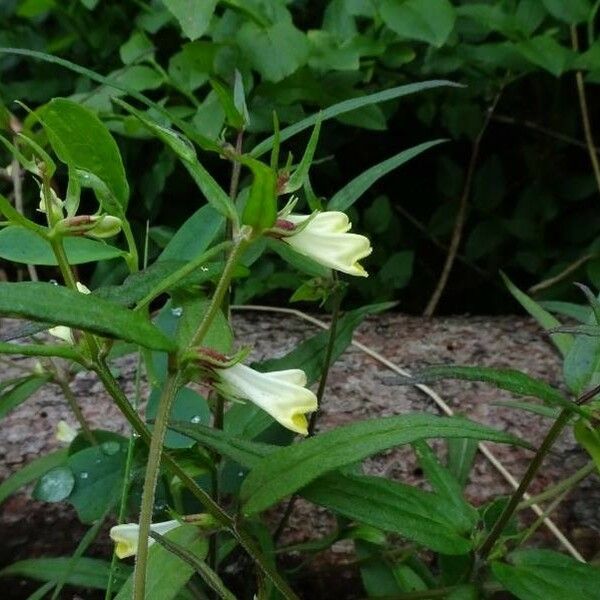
[54,215,122,239]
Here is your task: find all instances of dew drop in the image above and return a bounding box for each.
[49,279,58,286]
[171,307,183,317]
[80,472,89,479]
[200,266,209,272]
[190,415,202,424]
[101,441,120,456]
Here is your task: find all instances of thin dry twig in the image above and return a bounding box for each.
[423,89,504,317]
[571,25,600,198]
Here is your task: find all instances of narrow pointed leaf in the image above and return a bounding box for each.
[328,140,446,210]
[0,282,175,351]
[250,80,461,157]
[240,414,528,515]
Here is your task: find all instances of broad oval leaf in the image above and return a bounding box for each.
[240,413,527,515]
[0,282,175,351]
[38,98,129,211]
[0,225,125,265]
[380,0,456,48]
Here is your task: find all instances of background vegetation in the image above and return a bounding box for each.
[2,0,600,313]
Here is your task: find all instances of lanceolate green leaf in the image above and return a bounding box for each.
[240,157,278,231]
[502,273,573,357]
[240,414,527,515]
[250,80,460,158]
[491,549,600,600]
[328,140,446,211]
[0,557,130,590]
[0,449,68,505]
[38,98,129,211]
[302,472,476,554]
[415,365,587,417]
[0,48,219,153]
[116,99,237,220]
[0,282,175,351]
[0,226,125,265]
[0,375,50,419]
[284,116,322,194]
[115,525,208,600]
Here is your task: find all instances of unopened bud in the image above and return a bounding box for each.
[54,214,122,239]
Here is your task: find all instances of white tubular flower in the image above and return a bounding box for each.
[110,519,180,559]
[214,363,317,435]
[49,283,90,344]
[280,211,372,277]
[55,420,77,443]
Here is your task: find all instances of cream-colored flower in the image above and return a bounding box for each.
[214,363,317,435]
[55,420,77,443]
[109,519,180,559]
[49,282,91,344]
[280,211,372,277]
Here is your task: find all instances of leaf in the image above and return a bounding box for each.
[115,525,209,600]
[491,549,600,600]
[240,157,278,231]
[502,273,573,357]
[237,20,310,82]
[540,0,591,23]
[240,414,527,515]
[150,531,236,600]
[32,466,75,502]
[305,471,477,554]
[0,282,175,351]
[328,140,446,210]
[163,0,217,40]
[147,387,211,448]
[0,375,49,419]
[67,438,129,522]
[563,331,600,395]
[574,420,600,473]
[250,80,460,158]
[0,557,130,590]
[116,99,236,220]
[0,226,125,265]
[415,365,586,416]
[515,35,574,77]
[380,0,456,47]
[284,117,322,194]
[257,302,394,384]
[412,441,476,522]
[0,449,68,505]
[38,98,129,211]
[158,204,225,262]
[447,438,478,488]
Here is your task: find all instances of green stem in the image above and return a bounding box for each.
[94,360,298,599]
[105,352,144,600]
[477,409,573,560]
[133,373,181,600]
[134,238,249,599]
[134,241,233,311]
[121,219,139,273]
[188,238,249,349]
[517,460,596,510]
